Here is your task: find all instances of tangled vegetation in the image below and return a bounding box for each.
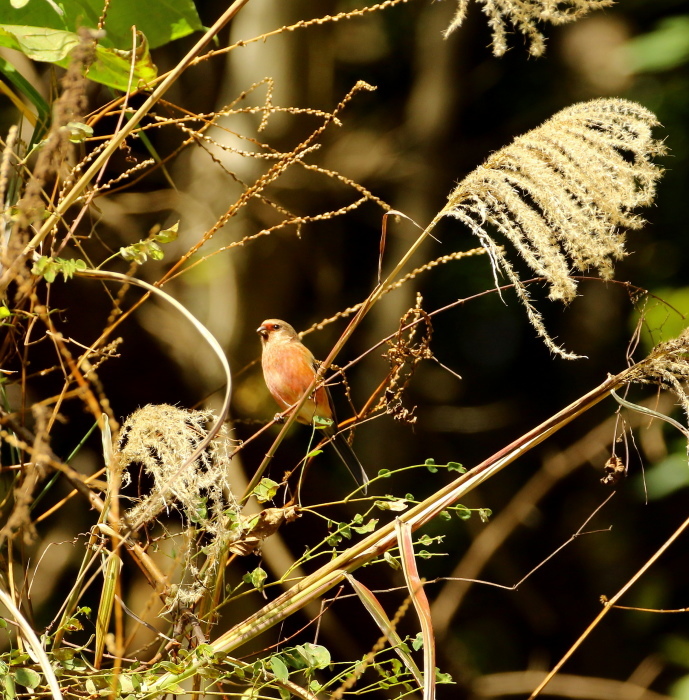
[0,1,684,699]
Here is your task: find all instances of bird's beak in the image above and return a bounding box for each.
[256,324,268,339]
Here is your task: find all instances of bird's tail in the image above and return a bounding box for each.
[329,431,369,495]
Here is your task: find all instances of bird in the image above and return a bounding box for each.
[257,319,369,494]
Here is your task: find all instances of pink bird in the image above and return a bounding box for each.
[257,319,369,494]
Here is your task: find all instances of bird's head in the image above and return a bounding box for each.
[257,319,299,345]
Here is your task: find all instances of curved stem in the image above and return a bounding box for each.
[75,269,232,495]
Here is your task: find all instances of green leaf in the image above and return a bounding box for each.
[158,661,183,673]
[148,242,164,260]
[154,221,179,244]
[0,0,202,50]
[0,25,75,63]
[0,25,157,91]
[31,255,51,279]
[60,615,83,632]
[194,644,218,661]
[120,243,146,264]
[297,643,331,669]
[244,566,267,591]
[32,255,87,282]
[120,237,167,264]
[8,651,29,665]
[375,498,408,512]
[188,497,208,523]
[60,656,87,672]
[384,552,400,569]
[88,33,157,90]
[117,674,136,693]
[447,461,465,472]
[269,656,289,682]
[351,518,378,534]
[339,522,353,539]
[251,478,279,503]
[0,307,9,319]
[51,648,75,662]
[435,668,455,684]
[13,667,41,689]
[326,531,343,546]
[313,415,333,430]
[454,505,472,520]
[65,121,93,143]
[1,674,15,699]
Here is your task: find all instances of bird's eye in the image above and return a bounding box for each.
[272,323,280,330]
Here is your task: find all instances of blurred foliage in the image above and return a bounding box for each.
[625,15,689,72]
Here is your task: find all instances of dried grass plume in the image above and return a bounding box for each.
[444,0,615,56]
[117,404,236,531]
[442,98,665,357]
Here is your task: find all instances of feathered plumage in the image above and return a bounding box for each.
[257,319,368,494]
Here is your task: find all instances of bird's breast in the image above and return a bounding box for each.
[262,342,331,424]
